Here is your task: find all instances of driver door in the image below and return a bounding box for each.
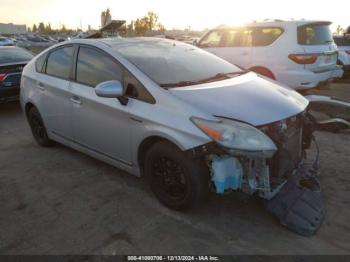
[70,45,132,165]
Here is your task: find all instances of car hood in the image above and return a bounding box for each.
[169,72,308,126]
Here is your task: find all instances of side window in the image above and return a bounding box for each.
[46,46,74,79]
[124,70,155,104]
[224,29,252,47]
[35,53,47,73]
[76,46,122,87]
[252,27,283,46]
[199,30,225,47]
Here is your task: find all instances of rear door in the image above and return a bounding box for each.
[38,45,75,140]
[297,22,338,73]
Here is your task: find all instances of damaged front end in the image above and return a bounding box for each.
[191,109,343,236]
[190,95,350,236]
[207,113,324,236]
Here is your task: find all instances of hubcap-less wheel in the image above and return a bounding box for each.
[30,113,46,140]
[152,156,188,200]
[144,141,210,211]
[27,107,53,147]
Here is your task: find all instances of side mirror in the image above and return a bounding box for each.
[95,80,124,98]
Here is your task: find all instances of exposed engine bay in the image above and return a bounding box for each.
[189,95,350,236]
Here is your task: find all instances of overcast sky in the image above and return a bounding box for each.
[0,0,348,31]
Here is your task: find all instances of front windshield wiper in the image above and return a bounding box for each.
[159,71,247,88]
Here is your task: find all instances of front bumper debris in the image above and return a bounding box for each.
[265,163,324,236]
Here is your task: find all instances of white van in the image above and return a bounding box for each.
[197,20,343,90]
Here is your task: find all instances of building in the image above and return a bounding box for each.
[0,23,26,34]
[101,9,112,28]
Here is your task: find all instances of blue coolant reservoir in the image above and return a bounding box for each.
[211,156,243,194]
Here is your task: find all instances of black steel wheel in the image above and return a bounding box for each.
[144,141,209,210]
[27,107,53,147]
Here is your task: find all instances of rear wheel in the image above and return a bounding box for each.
[144,141,210,211]
[27,107,53,147]
[250,67,276,80]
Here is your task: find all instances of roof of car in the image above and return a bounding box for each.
[67,37,183,50]
[97,37,177,47]
[216,20,332,29]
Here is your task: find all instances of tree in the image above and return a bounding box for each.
[134,18,148,36]
[336,25,345,35]
[32,24,37,32]
[133,11,165,36]
[38,22,45,33]
[45,23,52,34]
[60,24,67,33]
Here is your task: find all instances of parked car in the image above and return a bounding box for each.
[334,35,350,78]
[0,36,14,46]
[197,20,343,90]
[20,38,350,235]
[0,46,33,102]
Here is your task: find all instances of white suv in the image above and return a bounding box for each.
[197,20,343,90]
[334,35,350,78]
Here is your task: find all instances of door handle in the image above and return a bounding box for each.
[37,82,45,90]
[241,52,249,56]
[70,96,82,105]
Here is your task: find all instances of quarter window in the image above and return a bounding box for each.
[76,46,122,87]
[35,53,47,73]
[46,46,74,79]
[123,70,155,104]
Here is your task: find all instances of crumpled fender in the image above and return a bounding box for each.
[305,95,350,132]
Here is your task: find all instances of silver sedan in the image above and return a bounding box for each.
[20,37,350,235]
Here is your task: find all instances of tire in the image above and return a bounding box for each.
[144,141,210,211]
[27,107,53,147]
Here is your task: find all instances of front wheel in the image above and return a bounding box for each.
[144,141,210,211]
[27,107,53,147]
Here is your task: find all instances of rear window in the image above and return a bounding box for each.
[0,47,33,64]
[298,23,333,45]
[334,36,350,46]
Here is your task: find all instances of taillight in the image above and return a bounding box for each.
[346,50,350,55]
[288,53,319,64]
[0,73,7,81]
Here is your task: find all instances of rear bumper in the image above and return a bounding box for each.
[0,85,20,102]
[277,67,344,90]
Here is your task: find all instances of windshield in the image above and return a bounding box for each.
[0,47,33,64]
[116,39,243,87]
[298,23,333,45]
